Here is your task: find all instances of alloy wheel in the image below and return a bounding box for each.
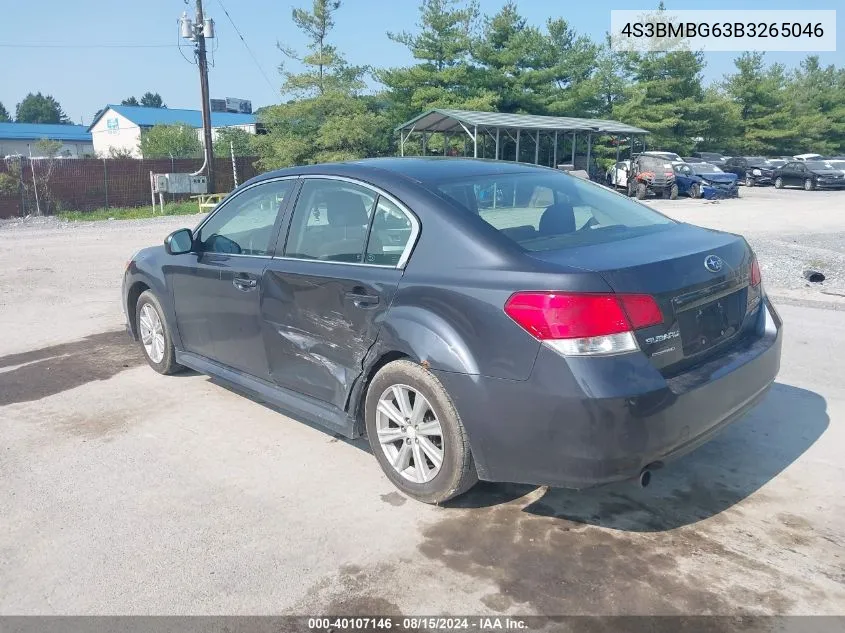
[139,303,165,364]
[375,384,444,484]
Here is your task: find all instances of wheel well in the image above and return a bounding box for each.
[126,281,150,338]
[352,351,410,434]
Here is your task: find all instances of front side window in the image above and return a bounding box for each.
[197,180,293,255]
[434,170,674,252]
[284,179,376,263]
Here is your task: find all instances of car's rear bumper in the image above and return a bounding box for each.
[435,298,782,489]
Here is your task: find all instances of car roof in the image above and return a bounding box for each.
[247,157,549,187]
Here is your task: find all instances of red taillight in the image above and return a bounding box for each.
[750,258,762,287]
[504,292,662,340]
[618,294,664,329]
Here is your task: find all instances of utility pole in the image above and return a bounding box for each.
[195,0,215,194]
[180,2,216,193]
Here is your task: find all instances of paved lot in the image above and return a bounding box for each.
[1,187,844,615]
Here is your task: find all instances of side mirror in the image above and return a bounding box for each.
[165,228,194,255]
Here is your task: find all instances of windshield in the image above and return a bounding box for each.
[434,171,675,252]
[694,164,724,174]
[649,152,681,162]
[639,156,673,172]
[768,159,786,167]
[745,157,767,165]
[828,161,845,169]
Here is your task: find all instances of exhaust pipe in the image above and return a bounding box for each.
[637,462,663,488]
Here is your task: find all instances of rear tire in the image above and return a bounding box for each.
[774,176,784,189]
[136,290,182,375]
[635,182,647,199]
[804,178,815,191]
[689,183,700,199]
[364,360,477,504]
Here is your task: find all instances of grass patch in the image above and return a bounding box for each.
[58,201,203,222]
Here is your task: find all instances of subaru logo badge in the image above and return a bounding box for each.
[704,255,723,273]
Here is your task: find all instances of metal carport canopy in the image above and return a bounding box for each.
[395,108,649,136]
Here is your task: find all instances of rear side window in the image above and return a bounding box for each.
[434,171,674,252]
[284,179,376,263]
[366,197,413,266]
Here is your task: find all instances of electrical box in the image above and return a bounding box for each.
[153,174,208,194]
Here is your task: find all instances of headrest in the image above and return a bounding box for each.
[323,191,368,227]
[539,202,576,235]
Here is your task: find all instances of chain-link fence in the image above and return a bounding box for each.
[0,156,261,218]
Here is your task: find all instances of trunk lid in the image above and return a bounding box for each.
[529,223,759,372]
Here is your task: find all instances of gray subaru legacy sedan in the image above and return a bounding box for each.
[122,158,782,503]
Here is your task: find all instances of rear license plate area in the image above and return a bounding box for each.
[677,290,745,356]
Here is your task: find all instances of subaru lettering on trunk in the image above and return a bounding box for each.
[123,158,782,504]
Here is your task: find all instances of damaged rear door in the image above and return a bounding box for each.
[261,176,417,409]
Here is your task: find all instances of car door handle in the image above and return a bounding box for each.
[345,291,380,307]
[233,277,257,290]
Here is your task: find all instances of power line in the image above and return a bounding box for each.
[213,0,277,94]
[0,43,177,49]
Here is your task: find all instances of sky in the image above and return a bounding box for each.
[1,0,843,126]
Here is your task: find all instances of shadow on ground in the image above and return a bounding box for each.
[418,383,829,615]
[448,382,828,532]
[0,331,147,406]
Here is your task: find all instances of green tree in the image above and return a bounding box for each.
[257,0,387,168]
[377,0,496,123]
[121,96,140,106]
[213,127,255,157]
[585,36,633,117]
[35,139,63,157]
[0,101,10,122]
[612,50,706,154]
[471,2,545,113]
[139,124,202,158]
[723,53,797,154]
[15,93,69,124]
[535,18,601,117]
[278,0,366,96]
[785,56,845,154]
[139,92,167,108]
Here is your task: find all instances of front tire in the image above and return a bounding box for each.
[745,175,754,187]
[669,184,679,200]
[804,178,815,191]
[136,290,182,375]
[635,182,647,199]
[774,176,784,189]
[364,360,477,504]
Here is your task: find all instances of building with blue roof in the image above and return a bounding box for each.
[88,104,258,158]
[0,122,94,158]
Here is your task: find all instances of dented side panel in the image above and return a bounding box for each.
[260,259,403,410]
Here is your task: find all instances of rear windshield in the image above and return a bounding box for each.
[433,170,675,252]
